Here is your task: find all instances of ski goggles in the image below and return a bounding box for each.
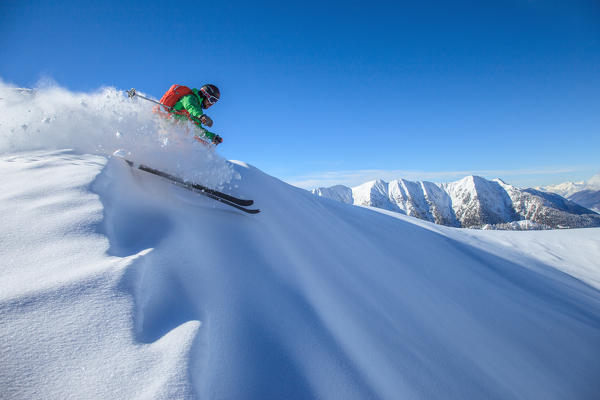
[200,89,219,105]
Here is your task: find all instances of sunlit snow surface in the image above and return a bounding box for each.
[1,84,600,399]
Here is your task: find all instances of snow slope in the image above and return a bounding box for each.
[2,149,600,399]
[2,84,600,399]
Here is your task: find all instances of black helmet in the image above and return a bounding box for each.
[200,84,220,105]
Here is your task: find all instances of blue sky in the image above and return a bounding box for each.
[1,0,599,188]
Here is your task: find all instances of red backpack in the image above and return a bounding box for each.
[158,84,194,110]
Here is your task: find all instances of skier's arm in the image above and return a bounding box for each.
[194,126,222,144]
[180,94,204,120]
[195,126,216,140]
[181,95,222,144]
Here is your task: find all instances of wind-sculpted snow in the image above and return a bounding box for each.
[2,150,600,399]
[0,81,235,189]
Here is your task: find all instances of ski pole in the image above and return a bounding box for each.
[126,88,172,111]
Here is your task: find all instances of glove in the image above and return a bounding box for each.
[212,135,223,145]
[200,114,213,127]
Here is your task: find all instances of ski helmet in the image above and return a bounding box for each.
[200,84,220,105]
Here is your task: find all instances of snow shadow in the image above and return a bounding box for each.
[92,159,203,345]
[119,252,200,344]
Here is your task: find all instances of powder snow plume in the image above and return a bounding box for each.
[0,80,236,189]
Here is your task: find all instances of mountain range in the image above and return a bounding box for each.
[312,175,600,230]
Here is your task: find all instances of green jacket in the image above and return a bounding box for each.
[171,88,217,141]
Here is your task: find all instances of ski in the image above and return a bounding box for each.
[119,157,260,214]
[136,164,254,206]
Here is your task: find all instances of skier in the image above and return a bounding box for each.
[158,84,223,145]
[122,85,259,213]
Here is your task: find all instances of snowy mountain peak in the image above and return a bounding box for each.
[311,184,353,204]
[539,172,600,197]
[352,179,398,211]
[536,173,600,213]
[454,174,477,186]
[442,176,516,227]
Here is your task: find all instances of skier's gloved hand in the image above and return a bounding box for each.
[212,135,223,145]
[200,115,213,127]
